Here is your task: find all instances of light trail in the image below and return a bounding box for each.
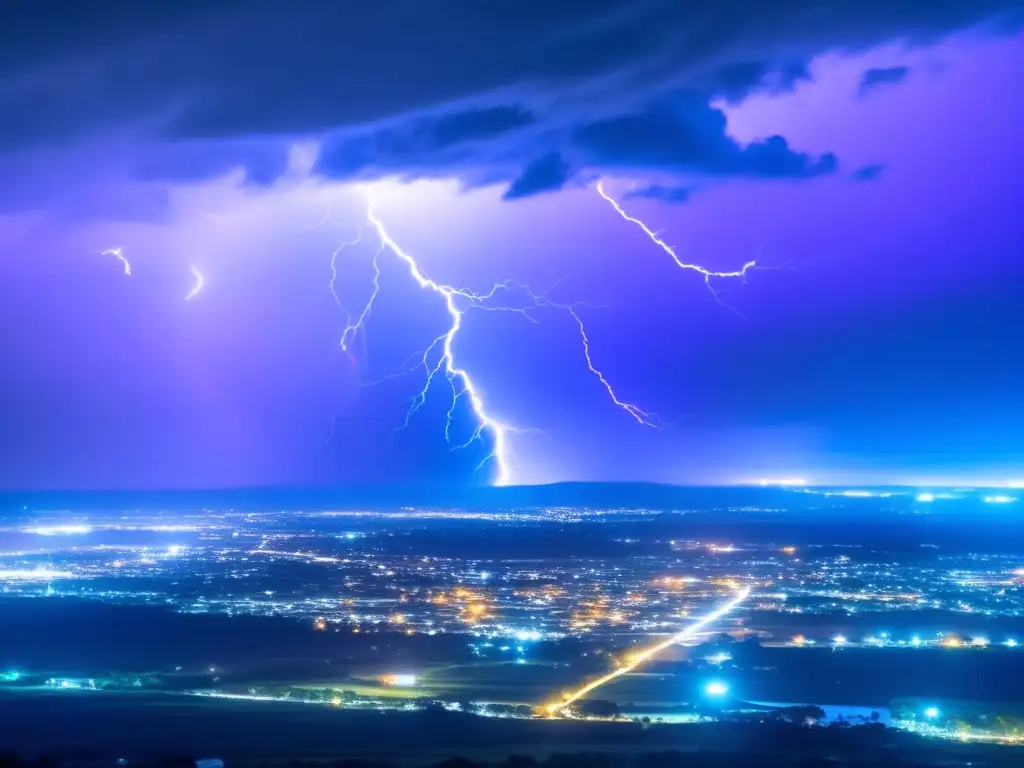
[184,266,205,300]
[102,247,131,276]
[546,585,751,714]
[332,193,658,484]
[596,182,756,315]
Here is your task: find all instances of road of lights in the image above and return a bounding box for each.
[331,192,658,483]
[596,182,756,313]
[546,585,752,714]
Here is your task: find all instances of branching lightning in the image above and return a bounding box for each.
[329,192,658,485]
[184,266,206,300]
[596,182,756,315]
[102,247,131,276]
[567,305,658,427]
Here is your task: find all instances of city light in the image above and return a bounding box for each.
[25,525,92,535]
[832,635,847,647]
[0,568,73,581]
[1005,639,1018,648]
[704,681,729,697]
[924,707,940,719]
[379,674,418,687]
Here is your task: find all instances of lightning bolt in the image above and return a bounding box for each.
[331,192,657,485]
[567,304,658,427]
[596,182,756,315]
[102,247,131,276]
[184,266,205,301]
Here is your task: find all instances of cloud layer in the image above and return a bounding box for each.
[1,0,1021,208]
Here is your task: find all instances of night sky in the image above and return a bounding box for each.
[1,2,1022,490]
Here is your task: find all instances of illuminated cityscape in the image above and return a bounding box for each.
[2,486,1023,759]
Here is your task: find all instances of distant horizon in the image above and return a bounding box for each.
[2,477,1021,498]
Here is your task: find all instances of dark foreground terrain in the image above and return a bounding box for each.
[0,693,1016,767]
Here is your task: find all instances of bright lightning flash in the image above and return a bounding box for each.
[596,182,756,314]
[546,585,751,714]
[184,266,206,301]
[102,247,131,276]
[331,192,658,485]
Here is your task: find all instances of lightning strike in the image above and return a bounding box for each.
[546,585,751,714]
[102,247,131,276]
[568,305,659,427]
[596,182,756,314]
[184,266,205,301]
[332,192,656,485]
[330,227,365,312]
[339,239,385,356]
[362,200,514,485]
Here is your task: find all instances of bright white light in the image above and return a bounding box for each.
[167,545,185,555]
[1005,639,1018,648]
[916,493,935,503]
[984,495,1016,504]
[924,707,940,719]
[0,568,72,581]
[832,635,847,646]
[911,636,922,647]
[704,681,729,696]
[25,525,92,535]
[390,674,418,687]
[516,630,542,642]
[705,652,732,665]
[757,477,806,487]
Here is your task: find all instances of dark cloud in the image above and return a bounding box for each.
[503,153,572,200]
[0,0,1020,206]
[131,140,293,186]
[316,105,535,179]
[573,99,837,180]
[858,66,912,96]
[625,185,693,204]
[852,164,886,181]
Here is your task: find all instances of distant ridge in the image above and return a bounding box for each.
[0,480,924,512]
